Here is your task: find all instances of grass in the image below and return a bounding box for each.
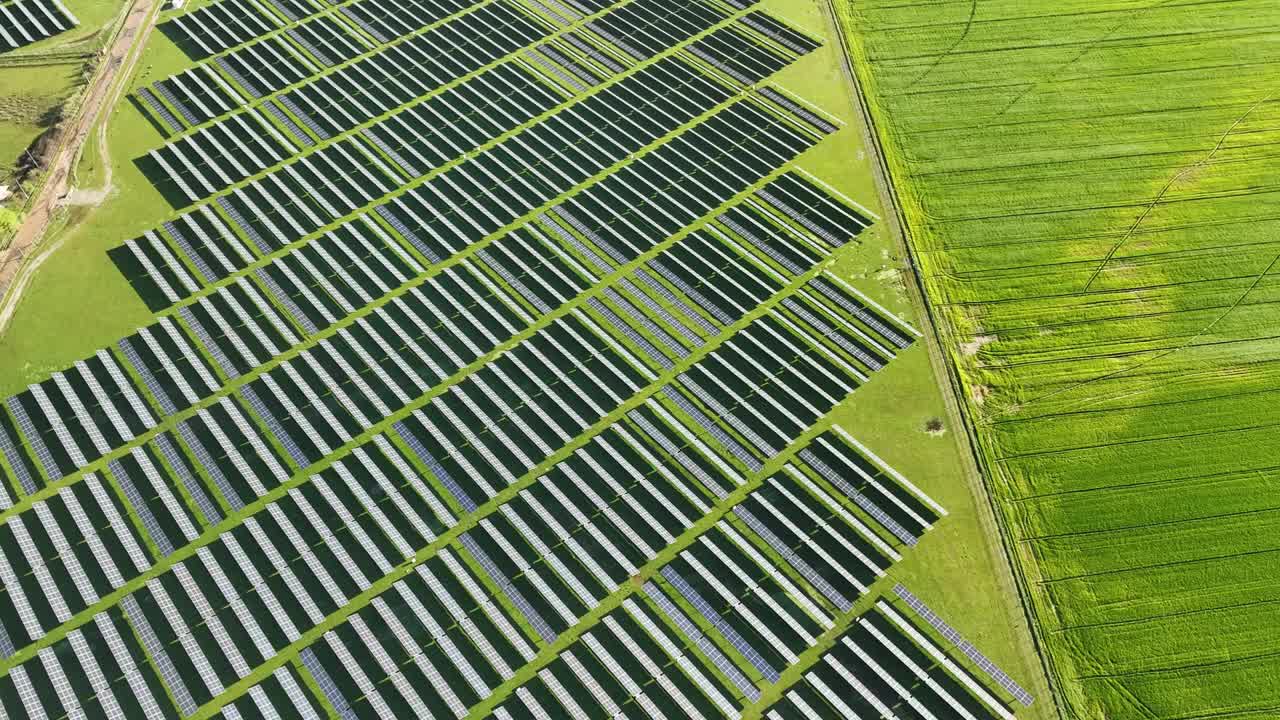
[759,2,1057,716]
[0,0,130,175]
[0,64,82,170]
[836,0,1280,717]
[0,0,1057,713]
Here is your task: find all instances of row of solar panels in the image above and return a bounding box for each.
[204,591,1023,720]
[763,598,1020,720]
[0,1,1037,716]
[0,0,77,51]
[0,321,939,718]
[0,131,899,636]
[0,159,1024,720]
[149,0,722,134]
[160,0,326,60]
[142,3,558,205]
[113,158,867,455]
[5,0,865,599]
[0,280,1018,719]
[151,0,522,132]
[119,50,832,311]
[157,0,757,68]
[139,0,817,200]
[36,91,861,510]
[0,217,960,718]
[214,425,962,720]
[144,0,818,156]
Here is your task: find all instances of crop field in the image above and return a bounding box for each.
[838,0,1280,718]
[0,0,1056,716]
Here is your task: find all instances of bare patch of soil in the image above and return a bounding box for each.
[961,334,996,356]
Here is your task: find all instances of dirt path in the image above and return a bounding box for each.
[61,46,132,208]
[61,114,116,206]
[0,0,157,333]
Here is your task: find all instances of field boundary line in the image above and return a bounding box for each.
[819,1,1065,718]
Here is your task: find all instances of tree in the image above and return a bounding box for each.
[0,207,20,236]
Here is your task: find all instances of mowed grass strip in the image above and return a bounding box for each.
[837,0,1280,717]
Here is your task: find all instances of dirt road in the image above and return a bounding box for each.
[0,0,158,333]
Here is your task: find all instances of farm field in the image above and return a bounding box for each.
[0,0,1055,716]
[837,0,1280,718]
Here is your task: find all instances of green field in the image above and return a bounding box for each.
[0,64,81,170]
[838,0,1280,717]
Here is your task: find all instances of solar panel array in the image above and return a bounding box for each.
[0,0,77,51]
[763,597,1020,720]
[0,0,1035,715]
[894,584,1036,708]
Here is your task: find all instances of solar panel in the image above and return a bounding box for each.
[893,584,1035,707]
[119,337,177,415]
[299,647,359,720]
[176,418,245,512]
[660,386,763,472]
[107,459,173,556]
[642,581,760,702]
[238,384,311,469]
[798,447,918,546]
[178,306,239,378]
[811,275,916,349]
[215,194,276,254]
[733,505,852,611]
[660,566,779,683]
[29,383,89,468]
[393,420,479,511]
[408,559,497,696]
[126,617,190,717]
[0,402,43,494]
[458,532,559,643]
[0,613,14,658]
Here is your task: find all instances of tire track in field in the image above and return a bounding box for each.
[992,0,1179,119]
[1054,596,1280,634]
[904,0,976,90]
[990,330,1280,373]
[984,299,1280,349]
[1075,646,1280,680]
[1011,462,1280,502]
[1020,504,1280,543]
[1083,90,1279,292]
[994,383,1280,427]
[996,417,1280,461]
[1170,704,1280,720]
[1013,250,1280,414]
[1041,545,1280,585]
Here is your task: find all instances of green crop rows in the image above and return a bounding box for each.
[838,0,1280,717]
